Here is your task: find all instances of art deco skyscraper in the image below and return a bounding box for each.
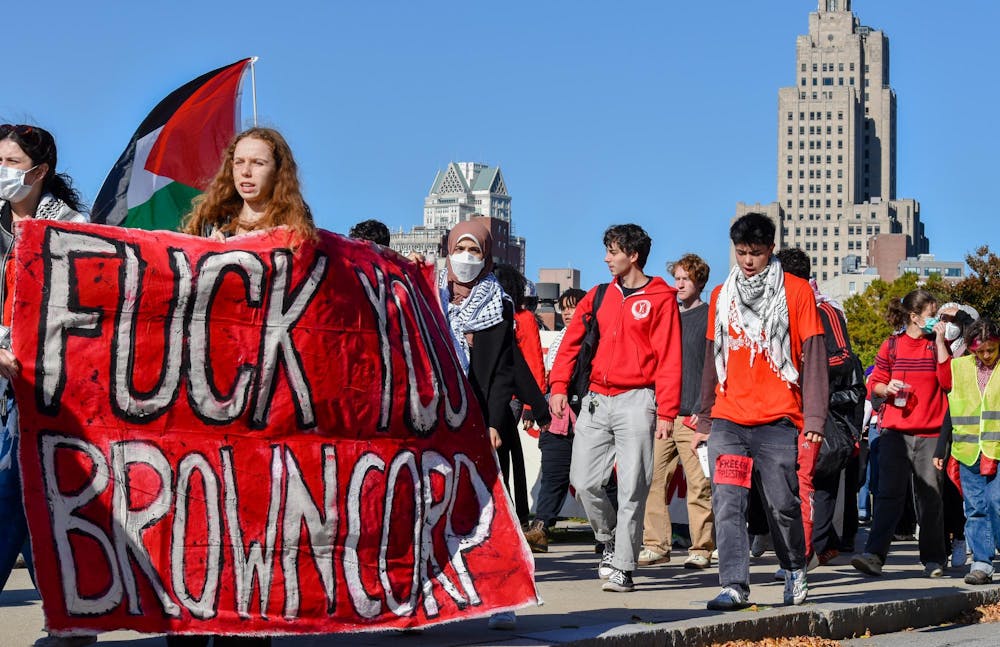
[737,0,928,284]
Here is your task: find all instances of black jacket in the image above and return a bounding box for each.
[468,301,518,430]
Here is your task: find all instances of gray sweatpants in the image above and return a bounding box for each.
[569,388,657,571]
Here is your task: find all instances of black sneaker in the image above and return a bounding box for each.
[851,552,884,576]
[601,568,635,592]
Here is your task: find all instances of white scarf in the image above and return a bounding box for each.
[0,193,87,224]
[438,270,508,373]
[714,257,797,389]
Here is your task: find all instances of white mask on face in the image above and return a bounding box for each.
[0,165,37,202]
[945,322,962,342]
[449,252,485,284]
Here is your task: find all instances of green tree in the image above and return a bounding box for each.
[942,246,1000,320]
[844,273,934,368]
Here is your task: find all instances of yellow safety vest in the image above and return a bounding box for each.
[949,355,1000,466]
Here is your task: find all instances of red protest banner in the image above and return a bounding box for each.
[11,220,538,636]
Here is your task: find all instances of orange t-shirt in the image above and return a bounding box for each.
[706,273,823,431]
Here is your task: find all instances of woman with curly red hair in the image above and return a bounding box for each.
[183,127,315,241]
[170,127,312,647]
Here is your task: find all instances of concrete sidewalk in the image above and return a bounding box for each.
[2,524,999,646]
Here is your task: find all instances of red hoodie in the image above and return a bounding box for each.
[549,277,682,421]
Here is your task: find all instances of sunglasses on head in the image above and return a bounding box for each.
[0,124,36,136]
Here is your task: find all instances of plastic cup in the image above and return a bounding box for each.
[893,383,911,407]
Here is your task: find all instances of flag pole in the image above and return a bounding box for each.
[249,56,260,126]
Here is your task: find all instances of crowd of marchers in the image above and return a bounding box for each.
[3,123,1000,645]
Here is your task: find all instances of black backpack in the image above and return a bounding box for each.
[568,283,609,414]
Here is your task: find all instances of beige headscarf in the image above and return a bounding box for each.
[445,220,493,304]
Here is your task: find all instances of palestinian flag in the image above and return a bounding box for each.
[92,58,252,230]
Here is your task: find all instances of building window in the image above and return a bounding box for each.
[788,140,793,150]
[787,185,793,193]
[801,64,807,72]
[801,78,807,86]
[813,63,818,72]
[788,111,794,120]
[799,170,805,178]
[850,62,855,71]
[787,170,793,178]
[823,77,834,86]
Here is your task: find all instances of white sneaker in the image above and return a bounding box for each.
[684,553,710,569]
[783,568,808,605]
[488,611,516,630]
[598,539,616,580]
[952,539,968,569]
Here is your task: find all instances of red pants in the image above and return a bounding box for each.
[797,435,821,559]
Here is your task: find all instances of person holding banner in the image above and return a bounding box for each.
[0,124,90,646]
[438,220,521,630]
[183,127,314,241]
[173,126,312,647]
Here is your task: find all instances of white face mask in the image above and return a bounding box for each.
[0,165,37,202]
[945,322,962,342]
[450,251,486,284]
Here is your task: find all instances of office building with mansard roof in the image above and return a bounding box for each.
[390,162,525,271]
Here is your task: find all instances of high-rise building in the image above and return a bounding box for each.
[390,162,525,272]
[736,0,929,286]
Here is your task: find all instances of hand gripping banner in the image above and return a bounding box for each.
[11,220,539,636]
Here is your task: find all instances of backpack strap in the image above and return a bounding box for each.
[592,283,609,319]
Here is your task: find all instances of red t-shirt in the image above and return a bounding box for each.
[706,273,824,431]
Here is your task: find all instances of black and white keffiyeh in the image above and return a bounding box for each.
[713,257,797,389]
[438,270,509,372]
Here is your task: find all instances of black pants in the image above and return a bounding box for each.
[497,402,529,523]
[811,468,842,555]
[943,475,966,541]
[841,451,861,550]
[865,429,946,564]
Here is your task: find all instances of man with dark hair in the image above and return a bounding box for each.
[349,219,390,246]
[694,214,829,610]
[549,224,682,593]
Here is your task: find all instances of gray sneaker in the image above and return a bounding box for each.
[851,552,884,576]
[707,586,751,610]
[783,568,808,605]
[924,562,944,578]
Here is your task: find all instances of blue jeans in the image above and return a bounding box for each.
[0,432,34,592]
[959,457,1000,576]
[708,418,804,598]
[858,423,880,519]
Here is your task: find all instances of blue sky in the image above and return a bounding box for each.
[4,1,997,291]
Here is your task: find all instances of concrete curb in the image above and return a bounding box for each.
[545,587,1000,646]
